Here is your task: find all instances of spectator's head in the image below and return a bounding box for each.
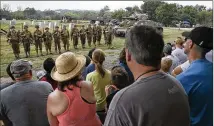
[125,25,164,75]
[161,58,172,73]
[6,62,15,81]
[184,27,213,60]
[51,52,86,91]
[10,59,33,81]
[84,55,91,67]
[119,48,126,63]
[174,37,184,48]
[111,66,129,89]
[163,44,172,56]
[45,27,49,31]
[92,49,106,78]
[43,58,55,74]
[88,47,96,59]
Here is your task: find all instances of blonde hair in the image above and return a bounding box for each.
[175,37,184,45]
[92,49,106,78]
[161,58,172,73]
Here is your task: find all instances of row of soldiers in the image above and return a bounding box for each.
[7,23,114,59]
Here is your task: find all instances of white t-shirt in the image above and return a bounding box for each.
[180,60,190,72]
[205,50,213,63]
[172,48,187,64]
[165,55,180,74]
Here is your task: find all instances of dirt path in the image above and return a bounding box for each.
[0,49,121,84]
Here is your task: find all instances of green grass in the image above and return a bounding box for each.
[0,20,189,78]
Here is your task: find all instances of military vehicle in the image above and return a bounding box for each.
[113,13,163,37]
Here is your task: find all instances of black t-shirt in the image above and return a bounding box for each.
[106,90,119,109]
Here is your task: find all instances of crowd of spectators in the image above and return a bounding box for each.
[0,25,213,126]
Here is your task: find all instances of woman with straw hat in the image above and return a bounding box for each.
[47,52,102,126]
[86,49,111,123]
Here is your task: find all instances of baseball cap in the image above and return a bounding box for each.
[188,26,213,50]
[10,59,33,78]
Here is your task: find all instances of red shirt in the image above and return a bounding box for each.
[40,76,58,90]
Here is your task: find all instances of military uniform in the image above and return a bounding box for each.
[92,24,97,46]
[61,25,70,51]
[7,26,20,59]
[86,24,93,47]
[43,27,53,55]
[20,25,33,58]
[33,25,43,56]
[106,25,114,49]
[53,26,61,54]
[103,25,108,45]
[79,25,87,48]
[96,24,102,45]
[71,25,79,49]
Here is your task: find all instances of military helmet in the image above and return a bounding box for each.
[55,26,59,28]
[10,26,15,29]
[45,27,49,30]
[24,25,28,28]
[35,25,39,28]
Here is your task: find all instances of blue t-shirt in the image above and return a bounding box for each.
[86,63,95,75]
[176,59,213,126]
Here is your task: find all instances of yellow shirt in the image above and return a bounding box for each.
[86,70,111,111]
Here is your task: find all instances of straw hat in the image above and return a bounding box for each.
[51,52,86,82]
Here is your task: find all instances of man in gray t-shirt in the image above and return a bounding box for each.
[104,25,190,126]
[0,59,53,126]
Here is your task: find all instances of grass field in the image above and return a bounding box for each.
[0,20,189,78]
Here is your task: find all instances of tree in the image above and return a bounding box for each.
[155,3,178,26]
[1,4,12,19]
[180,5,198,25]
[141,1,164,21]
[111,9,127,21]
[132,5,141,13]
[23,7,37,19]
[99,5,110,17]
[125,7,133,15]
[195,4,206,12]
[196,10,213,26]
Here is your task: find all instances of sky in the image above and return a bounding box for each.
[1,1,213,12]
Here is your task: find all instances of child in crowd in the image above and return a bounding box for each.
[105,65,130,110]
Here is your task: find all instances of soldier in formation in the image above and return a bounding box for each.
[43,27,53,55]
[33,25,43,56]
[92,24,97,47]
[71,25,79,49]
[61,25,70,51]
[20,25,33,58]
[79,25,87,49]
[103,24,108,45]
[7,26,20,59]
[96,23,102,45]
[106,24,114,49]
[53,26,61,54]
[86,24,93,47]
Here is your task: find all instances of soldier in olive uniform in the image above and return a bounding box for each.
[96,23,102,45]
[70,25,79,49]
[20,25,33,58]
[79,25,87,49]
[43,27,53,55]
[92,24,97,47]
[7,26,20,59]
[106,24,114,49]
[86,24,93,47]
[103,24,108,45]
[61,25,70,51]
[33,25,43,57]
[53,26,61,54]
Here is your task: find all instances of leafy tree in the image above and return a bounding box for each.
[111,9,127,21]
[141,1,164,21]
[132,5,141,13]
[23,7,36,19]
[180,5,198,25]
[196,10,213,26]
[155,3,178,26]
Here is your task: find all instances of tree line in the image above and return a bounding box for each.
[0,1,213,27]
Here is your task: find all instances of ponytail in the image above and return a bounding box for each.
[95,62,105,78]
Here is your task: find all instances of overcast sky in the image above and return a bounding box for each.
[1,1,213,11]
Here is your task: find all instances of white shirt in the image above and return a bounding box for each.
[205,50,213,63]
[172,47,187,64]
[180,60,190,72]
[165,55,180,74]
